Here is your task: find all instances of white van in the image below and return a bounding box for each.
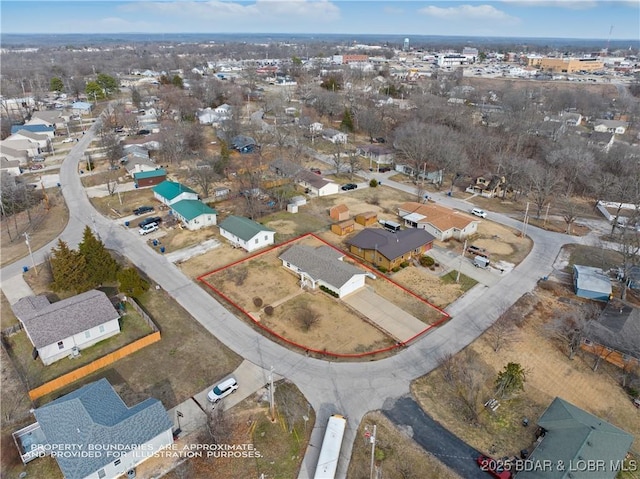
[473,256,490,269]
[139,223,158,235]
[471,208,487,218]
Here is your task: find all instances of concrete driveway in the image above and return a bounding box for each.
[343,288,429,342]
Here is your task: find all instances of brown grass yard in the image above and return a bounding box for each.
[1,195,69,268]
[89,187,158,218]
[412,286,640,461]
[348,411,462,479]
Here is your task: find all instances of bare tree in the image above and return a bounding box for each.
[485,302,519,353]
[189,158,219,198]
[546,305,601,359]
[296,304,321,332]
[203,406,233,446]
[561,198,582,234]
[527,161,562,218]
[346,150,362,181]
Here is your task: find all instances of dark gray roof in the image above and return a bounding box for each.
[270,158,304,177]
[34,378,172,479]
[298,169,333,189]
[584,300,640,360]
[12,290,120,348]
[518,397,633,479]
[346,228,435,261]
[279,245,365,290]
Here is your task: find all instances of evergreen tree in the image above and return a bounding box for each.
[49,239,91,293]
[340,108,354,133]
[495,362,526,398]
[96,73,118,96]
[171,75,184,88]
[78,226,119,287]
[118,267,150,298]
[50,77,64,92]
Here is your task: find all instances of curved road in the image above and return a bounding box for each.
[1,110,584,479]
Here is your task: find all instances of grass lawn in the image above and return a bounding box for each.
[4,303,153,388]
[348,411,462,479]
[564,244,624,272]
[89,188,158,218]
[1,291,19,329]
[441,271,478,292]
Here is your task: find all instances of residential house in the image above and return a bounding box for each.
[70,101,93,116]
[215,103,232,116]
[10,130,52,153]
[31,110,67,129]
[544,111,582,126]
[581,300,640,369]
[398,202,479,241]
[218,215,275,252]
[517,397,633,479]
[10,290,121,366]
[122,145,156,174]
[356,145,395,170]
[626,265,640,290]
[231,135,258,153]
[331,219,355,236]
[279,244,367,298]
[466,174,507,198]
[594,119,628,135]
[153,180,198,206]
[270,158,304,178]
[395,164,443,184]
[588,131,615,151]
[170,199,217,231]
[355,212,377,227]
[10,124,56,139]
[573,265,612,301]
[322,128,347,144]
[133,169,167,188]
[298,170,340,197]
[329,204,350,221]
[0,144,29,165]
[0,138,40,160]
[346,228,435,271]
[13,378,173,477]
[197,105,230,126]
[0,157,22,176]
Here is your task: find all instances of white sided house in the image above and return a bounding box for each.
[13,378,173,478]
[398,201,479,241]
[218,215,275,252]
[279,244,367,298]
[297,170,340,197]
[11,290,121,365]
[152,180,199,206]
[170,199,217,231]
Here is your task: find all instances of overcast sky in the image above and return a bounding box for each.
[2,1,638,39]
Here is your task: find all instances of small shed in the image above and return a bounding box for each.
[355,211,378,226]
[330,204,350,221]
[290,196,307,207]
[213,186,230,199]
[331,219,355,236]
[573,265,612,301]
[133,169,167,188]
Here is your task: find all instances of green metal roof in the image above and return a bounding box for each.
[518,397,633,479]
[219,215,274,241]
[152,180,197,200]
[133,169,166,180]
[171,199,216,221]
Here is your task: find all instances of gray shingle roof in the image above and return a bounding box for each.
[34,378,172,479]
[346,228,435,261]
[279,245,365,290]
[11,290,120,348]
[518,397,633,479]
[584,300,640,360]
[298,170,333,189]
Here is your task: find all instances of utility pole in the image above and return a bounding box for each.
[268,366,275,421]
[543,203,551,227]
[369,424,377,479]
[23,233,38,275]
[456,239,467,284]
[521,202,530,238]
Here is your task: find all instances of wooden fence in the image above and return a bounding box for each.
[28,331,161,401]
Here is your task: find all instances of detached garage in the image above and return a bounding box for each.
[134,169,167,188]
[573,265,612,301]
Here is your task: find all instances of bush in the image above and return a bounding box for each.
[392,267,401,273]
[420,256,435,267]
[320,285,339,297]
[264,305,274,316]
[369,179,378,188]
[400,261,410,268]
[378,266,388,273]
[253,297,263,307]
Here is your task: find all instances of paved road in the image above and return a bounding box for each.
[383,396,489,479]
[1,107,585,479]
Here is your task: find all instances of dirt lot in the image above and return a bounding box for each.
[1,194,69,268]
[412,285,640,461]
[348,411,461,479]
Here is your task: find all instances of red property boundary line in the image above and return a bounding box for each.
[198,233,451,358]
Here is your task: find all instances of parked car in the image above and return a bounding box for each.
[378,167,392,173]
[341,183,358,191]
[29,164,44,170]
[133,206,154,215]
[139,223,159,235]
[471,207,487,218]
[32,156,46,162]
[467,245,490,258]
[62,137,74,143]
[310,168,322,175]
[477,455,512,479]
[207,377,238,404]
[137,129,151,136]
[138,216,162,228]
